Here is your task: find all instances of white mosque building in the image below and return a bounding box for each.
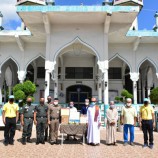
[0,0,158,109]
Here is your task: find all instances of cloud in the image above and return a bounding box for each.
[0,0,21,30]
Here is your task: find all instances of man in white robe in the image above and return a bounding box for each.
[87,98,101,146]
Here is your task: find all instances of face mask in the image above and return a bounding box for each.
[144,101,148,105]
[91,102,96,106]
[126,103,131,107]
[48,98,51,103]
[27,101,32,105]
[9,99,14,103]
[70,104,74,108]
[40,101,44,105]
[54,102,58,105]
[110,105,115,109]
[85,103,89,106]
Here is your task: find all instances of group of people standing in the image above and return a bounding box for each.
[2,95,155,149]
[106,98,155,149]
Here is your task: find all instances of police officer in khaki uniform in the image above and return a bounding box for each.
[21,97,35,145]
[48,98,61,145]
[34,98,48,145]
[45,96,53,141]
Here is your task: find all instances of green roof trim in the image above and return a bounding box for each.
[16,5,139,13]
[127,30,158,37]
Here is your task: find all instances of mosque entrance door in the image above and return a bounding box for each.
[66,85,92,110]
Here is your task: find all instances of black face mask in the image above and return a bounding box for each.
[27,101,32,105]
[47,99,51,103]
[144,101,148,105]
[9,99,14,103]
[40,101,44,105]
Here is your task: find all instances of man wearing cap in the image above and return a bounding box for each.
[34,98,48,145]
[48,98,61,145]
[2,95,19,146]
[80,99,89,115]
[87,98,101,146]
[21,97,35,145]
[45,95,53,142]
[121,98,137,146]
[139,98,155,149]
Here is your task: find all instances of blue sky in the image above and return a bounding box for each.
[0,0,158,30]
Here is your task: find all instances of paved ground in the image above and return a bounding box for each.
[0,127,158,158]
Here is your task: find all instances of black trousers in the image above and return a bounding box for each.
[4,117,16,143]
[45,124,50,140]
[142,120,154,145]
[36,118,47,142]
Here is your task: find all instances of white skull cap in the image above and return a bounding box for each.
[126,98,132,102]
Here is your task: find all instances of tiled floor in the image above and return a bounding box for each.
[0,127,158,158]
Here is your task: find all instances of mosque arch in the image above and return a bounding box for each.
[0,56,20,72]
[109,53,132,72]
[137,57,157,73]
[53,36,100,61]
[24,54,45,72]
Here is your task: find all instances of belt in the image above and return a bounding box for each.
[37,116,47,118]
[6,117,16,119]
[50,118,59,120]
[142,119,152,121]
[24,117,33,119]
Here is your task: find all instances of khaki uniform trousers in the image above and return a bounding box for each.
[50,119,59,142]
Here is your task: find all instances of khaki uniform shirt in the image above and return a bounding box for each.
[48,105,61,120]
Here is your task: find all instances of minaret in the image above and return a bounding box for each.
[113,0,143,9]
[153,12,158,32]
[16,0,46,5]
[46,0,55,5]
[0,12,4,31]
[102,0,111,6]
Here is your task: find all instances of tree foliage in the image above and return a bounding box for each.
[115,89,133,103]
[150,87,158,104]
[13,80,36,103]
[14,90,26,101]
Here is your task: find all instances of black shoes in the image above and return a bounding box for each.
[3,141,8,146]
[36,142,39,145]
[27,138,32,143]
[50,141,55,145]
[41,140,45,144]
[22,138,26,145]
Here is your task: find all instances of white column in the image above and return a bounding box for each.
[133,81,137,104]
[103,69,109,104]
[98,60,109,105]
[138,75,142,103]
[147,87,151,98]
[130,72,139,104]
[54,62,58,98]
[98,71,102,103]
[45,60,56,100]
[44,70,50,100]
[18,70,26,83]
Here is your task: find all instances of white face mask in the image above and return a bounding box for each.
[70,104,74,108]
[126,103,131,107]
[110,105,115,109]
[54,102,58,105]
[85,103,89,105]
